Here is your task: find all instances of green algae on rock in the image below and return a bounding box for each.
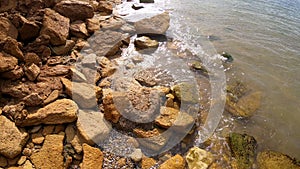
[228,133,257,169]
[257,151,300,169]
[171,82,199,104]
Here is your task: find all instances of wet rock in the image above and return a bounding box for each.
[54,1,94,21]
[24,53,41,66]
[257,151,300,169]
[134,36,159,49]
[186,147,213,169]
[221,52,234,63]
[86,17,100,33]
[0,52,18,72]
[76,110,112,145]
[132,3,144,10]
[52,40,75,55]
[97,1,113,15]
[142,157,157,169]
[11,14,40,41]
[159,154,186,169]
[226,91,262,117]
[0,0,17,12]
[70,21,89,38]
[24,63,40,81]
[22,93,43,106]
[31,135,64,169]
[0,65,24,80]
[17,99,78,126]
[0,17,18,39]
[82,144,104,169]
[134,12,170,35]
[72,82,100,109]
[171,82,199,103]
[3,38,24,61]
[41,9,70,46]
[0,115,29,159]
[189,60,208,73]
[228,133,257,169]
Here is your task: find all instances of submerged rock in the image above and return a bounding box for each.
[134,12,170,35]
[0,115,29,159]
[257,151,300,169]
[185,147,213,169]
[221,52,234,63]
[81,144,104,169]
[159,154,186,169]
[171,82,199,103]
[228,133,257,169]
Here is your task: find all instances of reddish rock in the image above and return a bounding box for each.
[70,21,89,38]
[0,65,24,80]
[52,40,75,55]
[3,37,24,61]
[24,52,41,66]
[54,1,94,21]
[0,17,18,39]
[24,35,52,62]
[39,65,70,78]
[159,154,186,169]
[0,52,18,72]
[97,1,113,15]
[24,63,40,81]
[86,17,100,33]
[41,9,70,46]
[22,93,43,106]
[11,14,40,41]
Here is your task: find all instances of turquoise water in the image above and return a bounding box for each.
[156,0,300,158]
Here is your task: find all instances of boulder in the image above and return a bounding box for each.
[82,144,104,169]
[134,36,159,49]
[54,0,94,21]
[70,21,89,38]
[31,135,64,169]
[228,133,257,169]
[76,110,112,145]
[41,9,70,46]
[0,17,18,39]
[257,151,300,169]
[3,38,24,61]
[134,12,170,35]
[17,99,78,126]
[0,115,29,159]
[159,154,186,169]
[186,147,213,169]
[0,52,18,72]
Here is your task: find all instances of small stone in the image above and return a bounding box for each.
[31,135,64,169]
[135,12,170,35]
[70,21,89,38]
[82,144,104,169]
[86,18,100,33]
[17,99,78,126]
[0,52,18,72]
[130,149,143,162]
[142,157,157,169]
[28,125,42,134]
[31,133,45,145]
[52,40,75,55]
[54,1,94,21]
[22,160,33,169]
[159,154,185,169]
[134,36,159,49]
[24,63,40,81]
[15,14,40,41]
[22,93,43,106]
[97,1,113,15]
[22,148,32,157]
[0,115,29,159]
[186,147,213,169]
[0,156,7,168]
[117,158,126,167]
[3,38,24,61]
[71,135,83,154]
[97,56,117,77]
[41,9,70,46]
[43,90,60,105]
[65,124,76,143]
[0,17,18,39]
[24,53,41,66]
[257,151,300,169]
[42,125,55,136]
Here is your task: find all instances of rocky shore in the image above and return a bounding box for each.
[0,0,299,169]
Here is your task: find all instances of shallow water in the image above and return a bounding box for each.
[154,0,300,158]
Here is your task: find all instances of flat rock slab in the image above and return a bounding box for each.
[134,12,170,35]
[0,116,29,159]
[31,135,64,169]
[82,143,104,169]
[17,99,78,127]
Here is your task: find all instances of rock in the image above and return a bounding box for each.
[24,63,40,81]
[70,135,83,154]
[0,155,7,168]
[221,52,234,63]
[140,0,154,3]
[97,56,117,77]
[134,36,159,49]
[41,9,70,46]
[97,1,113,15]
[0,52,18,72]
[130,149,143,162]
[171,82,199,103]
[142,157,157,169]
[72,82,99,109]
[3,38,24,61]
[17,156,26,165]
[189,60,207,73]
[76,110,111,145]
[226,91,262,117]
[60,77,73,96]
[0,115,29,159]
[86,17,100,33]
[17,99,78,126]
[102,89,122,123]
[31,135,64,169]
[11,14,40,41]
[70,21,89,38]
[31,132,45,144]
[0,65,24,80]
[54,1,94,21]
[39,65,70,78]
[257,151,300,169]
[228,133,257,169]
[159,154,185,169]
[2,102,26,122]
[132,3,144,10]
[186,147,213,169]
[52,40,75,55]
[0,17,18,39]
[65,124,76,143]
[100,17,126,31]
[24,53,41,66]
[134,12,170,35]
[42,125,55,136]
[24,35,51,61]
[82,143,104,169]
[22,93,43,106]
[43,90,60,105]
[0,0,17,12]
[22,160,34,169]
